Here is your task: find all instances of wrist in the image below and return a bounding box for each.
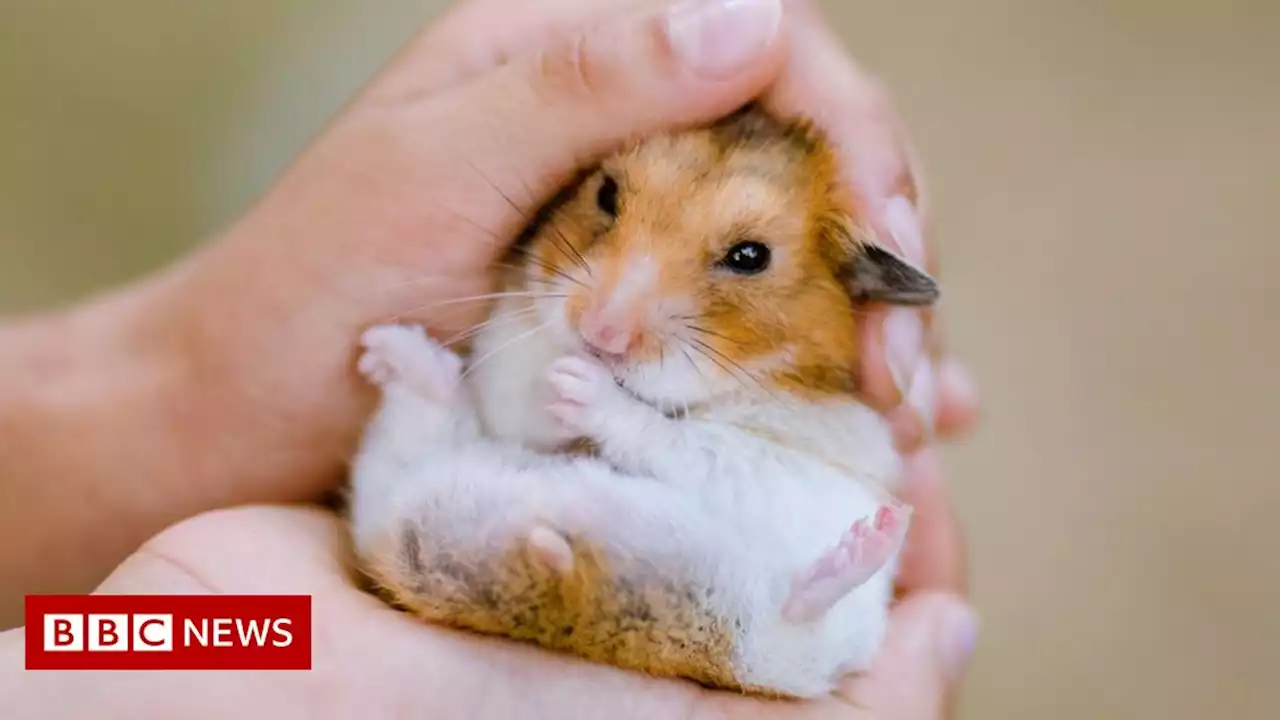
[0,269,214,624]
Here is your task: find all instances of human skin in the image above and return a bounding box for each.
[0,0,978,688]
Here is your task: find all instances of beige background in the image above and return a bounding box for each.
[3,0,1278,717]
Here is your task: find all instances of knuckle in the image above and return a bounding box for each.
[537,28,609,101]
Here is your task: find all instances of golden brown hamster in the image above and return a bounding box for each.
[349,104,940,698]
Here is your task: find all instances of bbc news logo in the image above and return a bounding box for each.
[25,595,311,670]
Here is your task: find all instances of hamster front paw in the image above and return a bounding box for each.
[546,355,635,437]
[359,324,462,401]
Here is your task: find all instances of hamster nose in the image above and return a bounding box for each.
[579,311,637,356]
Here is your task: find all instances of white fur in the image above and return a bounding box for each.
[350,290,905,698]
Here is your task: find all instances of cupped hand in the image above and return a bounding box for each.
[5,499,973,720]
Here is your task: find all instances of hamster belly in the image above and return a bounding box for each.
[724,472,897,698]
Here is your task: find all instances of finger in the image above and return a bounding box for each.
[893,449,967,597]
[894,351,935,453]
[859,306,923,414]
[838,591,977,719]
[417,0,788,263]
[868,327,979,450]
[934,355,980,439]
[917,301,980,443]
[368,0,659,101]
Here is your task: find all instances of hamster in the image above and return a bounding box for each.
[347,104,940,699]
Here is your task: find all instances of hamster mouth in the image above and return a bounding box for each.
[579,346,692,419]
[582,344,627,366]
[610,369,701,420]
[576,339,702,419]
[617,380,694,419]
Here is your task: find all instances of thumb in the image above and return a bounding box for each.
[426,0,788,249]
[842,592,978,719]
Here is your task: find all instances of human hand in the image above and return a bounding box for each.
[3,502,974,720]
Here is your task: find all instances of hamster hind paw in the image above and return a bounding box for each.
[782,505,909,624]
[358,324,462,401]
[526,526,575,575]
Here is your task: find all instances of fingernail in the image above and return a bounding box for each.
[885,194,926,268]
[935,601,979,684]
[884,308,924,397]
[907,355,936,440]
[667,0,783,79]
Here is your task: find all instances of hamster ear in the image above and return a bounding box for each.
[845,244,940,307]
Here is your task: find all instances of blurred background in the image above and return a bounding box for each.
[2,0,1277,716]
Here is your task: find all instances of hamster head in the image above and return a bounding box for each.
[514,105,939,410]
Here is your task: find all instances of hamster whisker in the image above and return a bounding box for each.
[464,159,535,223]
[339,271,485,305]
[522,276,575,293]
[467,159,591,279]
[688,338,753,380]
[497,253,590,291]
[351,273,459,295]
[687,337,793,411]
[435,204,507,250]
[460,320,552,381]
[419,290,568,310]
[684,324,744,347]
[686,340,745,388]
[440,306,541,349]
[424,186,549,261]
[381,291,563,325]
[677,344,713,419]
[542,219,593,278]
[678,345,709,384]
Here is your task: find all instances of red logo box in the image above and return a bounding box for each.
[25,595,311,670]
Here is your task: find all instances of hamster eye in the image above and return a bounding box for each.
[596,175,619,217]
[719,240,771,275]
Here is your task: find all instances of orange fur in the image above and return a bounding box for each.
[359,519,744,692]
